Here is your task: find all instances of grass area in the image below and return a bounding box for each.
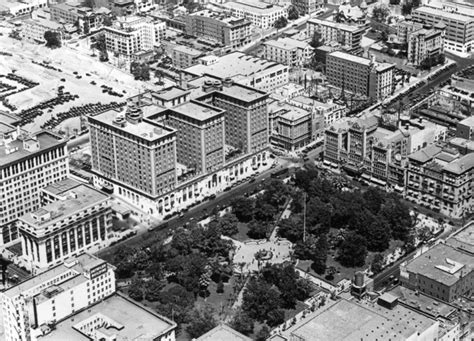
[195,276,237,320]
[232,222,251,242]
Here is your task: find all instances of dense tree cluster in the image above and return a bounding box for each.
[372,5,390,23]
[420,54,445,70]
[241,264,313,325]
[44,31,61,49]
[130,62,150,81]
[287,5,299,20]
[274,16,288,29]
[402,0,421,15]
[279,167,414,269]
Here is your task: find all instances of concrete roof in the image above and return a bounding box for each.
[151,86,190,101]
[264,37,312,51]
[42,178,82,196]
[414,6,474,23]
[458,115,474,127]
[447,223,474,255]
[405,244,473,287]
[40,293,176,341]
[169,100,224,121]
[173,44,203,57]
[223,0,285,14]
[195,324,252,341]
[408,144,443,163]
[308,17,364,32]
[443,152,474,174]
[328,50,372,66]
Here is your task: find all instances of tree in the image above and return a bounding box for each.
[103,15,113,27]
[261,179,289,207]
[372,5,390,23]
[230,310,254,336]
[325,266,337,281]
[337,233,368,267]
[128,277,144,301]
[267,309,285,327]
[274,16,288,29]
[366,219,391,252]
[242,277,282,321]
[186,305,218,339]
[248,220,270,239]
[309,31,323,49]
[288,5,299,20]
[130,62,150,81]
[215,213,239,236]
[311,234,329,274]
[216,280,224,294]
[44,31,61,49]
[256,326,270,341]
[231,196,255,222]
[144,278,165,302]
[278,215,303,243]
[253,198,278,222]
[371,253,385,275]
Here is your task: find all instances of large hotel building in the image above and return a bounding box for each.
[18,178,112,270]
[326,51,394,101]
[0,123,68,246]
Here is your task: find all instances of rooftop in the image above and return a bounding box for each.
[269,100,310,122]
[185,52,286,80]
[308,17,365,32]
[42,178,82,196]
[151,86,190,101]
[409,144,443,163]
[404,244,473,287]
[90,107,176,142]
[458,115,474,127]
[20,184,109,230]
[195,324,253,341]
[173,44,203,57]
[223,0,285,14]
[164,100,224,122]
[264,37,312,51]
[447,223,474,255]
[0,129,66,168]
[414,6,474,23]
[38,293,176,341]
[329,51,372,66]
[289,299,436,341]
[443,152,474,174]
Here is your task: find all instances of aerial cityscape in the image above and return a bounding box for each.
[0,0,472,339]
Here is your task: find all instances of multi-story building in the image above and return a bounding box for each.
[0,253,177,341]
[456,116,474,140]
[89,105,177,208]
[21,18,64,44]
[184,51,289,92]
[149,100,225,174]
[291,0,323,16]
[405,145,473,218]
[306,18,365,55]
[401,243,473,302]
[290,96,347,127]
[326,51,394,101]
[188,76,269,155]
[408,26,444,66]
[18,179,112,270]
[222,0,287,29]
[412,5,474,55]
[0,124,68,246]
[0,0,47,17]
[50,3,111,33]
[104,16,157,61]
[263,37,314,67]
[396,20,424,44]
[185,10,252,49]
[172,45,203,69]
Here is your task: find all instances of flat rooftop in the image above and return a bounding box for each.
[38,294,176,341]
[289,299,436,341]
[196,324,252,341]
[42,178,82,196]
[458,115,474,127]
[264,37,311,50]
[173,44,203,57]
[223,0,285,14]
[151,86,190,101]
[170,100,224,121]
[185,51,286,80]
[329,51,372,66]
[447,223,474,255]
[443,152,474,174]
[269,99,310,121]
[409,144,443,163]
[188,75,268,103]
[20,184,109,229]
[308,17,364,32]
[414,6,474,23]
[405,244,473,287]
[91,108,175,142]
[0,130,65,168]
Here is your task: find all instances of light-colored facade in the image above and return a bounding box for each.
[264,37,314,67]
[172,45,203,69]
[326,51,394,101]
[50,3,111,33]
[21,18,64,44]
[291,0,323,16]
[307,18,365,55]
[222,0,287,29]
[405,145,473,218]
[18,180,112,270]
[150,100,226,174]
[408,27,444,66]
[0,0,47,17]
[104,16,157,60]
[184,51,289,92]
[396,20,424,44]
[0,124,68,246]
[412,5,474,55]
[185,10,252,49]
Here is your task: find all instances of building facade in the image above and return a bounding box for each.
[263,37,314,67]
[408,27,444,66]
[18,181,112,270]
[326,51,394,101]
[21,18,64,44]
[412,5,474,55]
[222,0,287,29]
[291,0,323,16]
[50,3,111,33]
[171,45,203,69]
[0,124,68,246]
[306,18,365,55]
[185,10,252,49]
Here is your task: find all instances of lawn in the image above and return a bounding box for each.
[231,222,251,242]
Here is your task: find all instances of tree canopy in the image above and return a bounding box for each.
[44,31,61,49]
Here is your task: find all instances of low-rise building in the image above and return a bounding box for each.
[456,116,474,141]
[263,37,314,67]
[171,45,203,69]
[408,26,444,66]
[184,51,288,92]
[405,145,473,218]
[326,51,394,101]
[195,324,252,341]
[21,17,64,44]
[307,18,365,55]
[0,0,47,17]
[18,180,112,270]
[222,0,287,29]
[400,243,473,302]
[50,3,111,33]
[185,9,252,49]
